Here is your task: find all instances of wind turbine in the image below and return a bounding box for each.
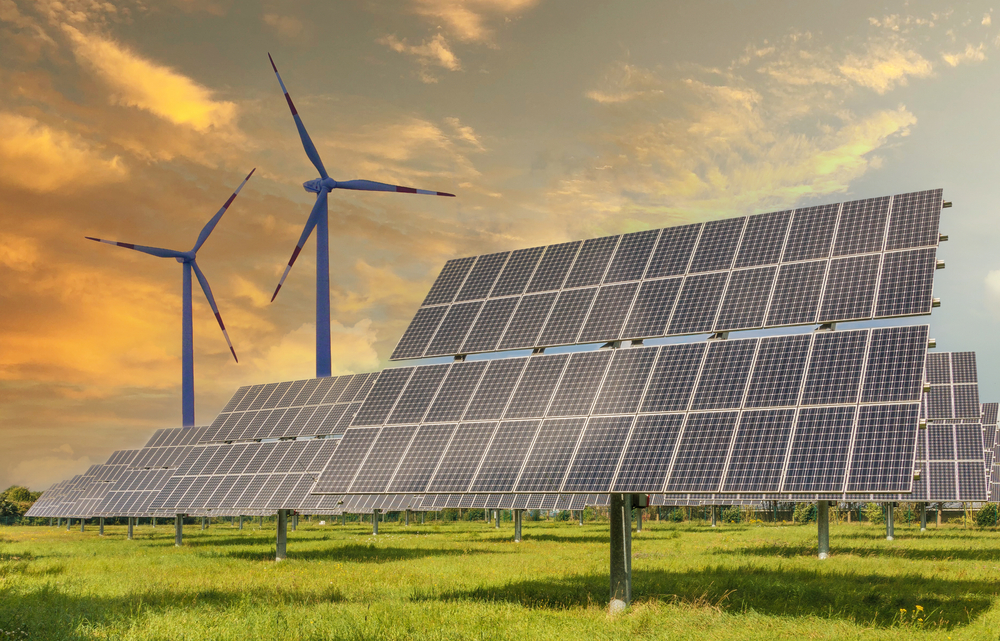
[86,169,255,427]
[267,53,455,378]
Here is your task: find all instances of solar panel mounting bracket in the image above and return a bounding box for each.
[600,341,622,350]
[942,201,952,208]
[815,323,837,332]
[453,354,467,362]
[932,298,941,308]
[928,338,937,348]
[708,332,729,341]
[939,233,948,242]
[531,347,545,354]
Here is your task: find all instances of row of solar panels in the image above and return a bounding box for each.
[393,189,945,359]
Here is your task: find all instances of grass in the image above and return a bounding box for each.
[2,515,1000,640]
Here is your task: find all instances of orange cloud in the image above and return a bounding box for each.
[0,112,127,192]
[62,25,238,132]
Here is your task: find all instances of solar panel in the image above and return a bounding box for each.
[392,189,943,359]
[316,324,928,497]
[924,352,981,420]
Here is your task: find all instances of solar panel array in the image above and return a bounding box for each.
[315,325,928,497]
[201,373,377,444]
[392,189,943,360]
[983,402,1000,500]
[26,460,134,518]
[908,421,987,501]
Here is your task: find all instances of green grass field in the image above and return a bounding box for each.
[2,516,1000,640]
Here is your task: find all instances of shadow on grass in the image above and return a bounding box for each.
[417,565,994,629]
[728,542,1000,562]
[214,542,504,563]
[0,582,348,640]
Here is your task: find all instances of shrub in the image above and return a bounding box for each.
[975,504,999,527]
[792,502,816,524]
[862,503,885,524]
[721,506,741,523]
[667,508,684,522]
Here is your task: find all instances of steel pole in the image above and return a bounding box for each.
[817,501,830,559]
[315,203,331,377]
[175,514,183,546]
[181,261,195,426]
[276,510,287,561]
[920,503,927,531]
[886,504,895,541]
[372,509,379,536]
[610,494,632,611]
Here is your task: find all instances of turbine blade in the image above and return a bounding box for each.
[271,190,327,302]
[268,53,328,180]
[85,237,185,259]
[191,260,238,363]
[192,168,256,253]
[335,179,455,197]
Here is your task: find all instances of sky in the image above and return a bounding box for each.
[2,0,1000,490]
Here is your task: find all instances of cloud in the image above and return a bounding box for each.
[837,38,934,93]
[942,42,987,66]
[0,112,127,192]
[62,25,238,132]
[263,12,304,40]
[409,0,539,43]
[378,33,461,82]
[0,233,39,272]
[250,321,380,383]
[985,270,1000,298]
[8,453,93,491]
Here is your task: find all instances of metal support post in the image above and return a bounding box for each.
[276,510,287,561]
[127,517,134,540]
[421,511,425,525]
[201,517,206,530]
[372,510,379,536]
[239,515,243,530]
[610,494,632,611]
[885,503,895,541]
[99,517,104,536]
[920,503,927,531]
[579,510,584,526]
[937,502,942,527]
[175,514,183,546]
[817,500,829,559]
[291,513,297,531]
[81,518,85,532]
[342,512,347,526]
[496,509,500,528]
[514,510,523,542]
[405,510,410,526]
[66,518,71,531]
[152,517,156,528]
[711,506,717,527]
[259,515,263,527]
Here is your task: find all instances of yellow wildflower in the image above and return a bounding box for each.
[916,605,924,612]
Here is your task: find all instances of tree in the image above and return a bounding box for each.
[2,485,32,502]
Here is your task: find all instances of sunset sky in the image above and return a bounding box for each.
[3,0,1000,490]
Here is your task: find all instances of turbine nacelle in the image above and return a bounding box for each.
[175,252,196,264]
[303,178,332,193]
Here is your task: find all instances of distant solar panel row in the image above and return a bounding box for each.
[392,189,943,360]
[315,325,928,497]
[924,352,980,420]
[201,373,377,443]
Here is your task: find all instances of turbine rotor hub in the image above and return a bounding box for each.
[303,177,336,193]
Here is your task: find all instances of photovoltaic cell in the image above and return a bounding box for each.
[666,272,728,335]
[689,218,745,273]
[801,330,868,405]
[620,278,682,339]
[926,353,950,384]
[645,224,700,278]
[547,350,613,417]
[425,361,488,423]
[952,353,978,383]
[426,423,497,492]
[764,261,825,326]
[504,354,569,419]
[425,302,483,356]
[744,334,811,408]
[386,364,448,425]
[834,196,890,256]
[665,411,740,492]
[561,416,633,492]
[782,204,840,262]
[491,247,544,297]
[604,230,659,283]
[592,347,659,415]
[352,368,414,426]
[612,414,685,492]
[390,306,447,360]
[578,283,638,343]
[691,339,757,410]
[537,288,596,346]
[456,252,509,301]
[874,249,937,318]
[782,406,856,492]
[526,242,580,293]
[497,293,556,350]
[713,267,776,331]
[469,420,540,492]
[515,418,587,491]
[463,358,527,421]
[733,210,791,268]
[641,343,706,413]
[954,386,981,419]
[565,236,619,288]
[846,404,919,492]
[423,257,476,305]
[818,254,880,321]
[461,297,518,353]
[886,189,943,251]
[721,409,795,492]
